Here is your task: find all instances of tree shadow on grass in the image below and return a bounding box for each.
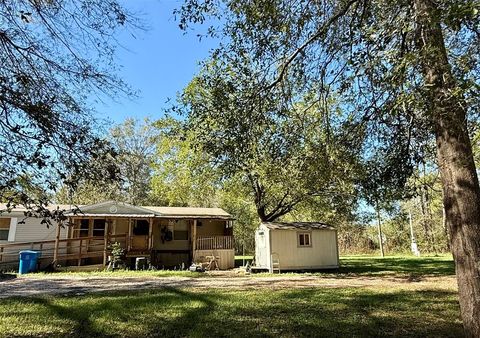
[0,273,16,282]
[19,287,219,338]
[2,287,463,337]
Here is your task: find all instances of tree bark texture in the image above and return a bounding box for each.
[414,0,480,336]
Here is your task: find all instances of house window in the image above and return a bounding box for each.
[174,221,189,240]
[0,218,10,241]
[133,219,149,236]
[78,219,89,237]
[174,230,189,240]
[93,219,106,237]
[298,232,311,247]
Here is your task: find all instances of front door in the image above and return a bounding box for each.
[131,219,150,250]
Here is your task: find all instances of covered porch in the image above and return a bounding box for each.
[62,201,235,270]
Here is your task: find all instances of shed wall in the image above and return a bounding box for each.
[270,229,339,270]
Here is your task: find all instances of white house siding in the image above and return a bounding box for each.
[7,218,17,242]
[13,216,67,243]
[0,215,68,265]
[270,229,339,270]
[1,214,67,244]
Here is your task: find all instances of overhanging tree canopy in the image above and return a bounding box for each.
[177,59,360,221]
[0,0,136,214]
[176,0,480,335]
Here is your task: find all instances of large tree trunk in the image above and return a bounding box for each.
[414,0,480,336]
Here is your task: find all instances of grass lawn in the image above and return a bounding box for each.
[15,254,455,279]
[338,254,455,277]
[250,254,455,279]
[0,255,462,337]
[0,286,461,337]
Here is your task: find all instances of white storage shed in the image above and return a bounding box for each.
[254,222,339,272]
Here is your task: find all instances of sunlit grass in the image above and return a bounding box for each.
[0,286,461,337]
[251,254,455,278]
[0,255,461,337]
[339,254,454,277]
[14,254,456,279]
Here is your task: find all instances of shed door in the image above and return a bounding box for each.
[255,229,268,268]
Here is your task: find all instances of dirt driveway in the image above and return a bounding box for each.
[0,273,457,298]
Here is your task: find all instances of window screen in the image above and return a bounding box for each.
[174,230,189,240]
[0,218,9,241]
[93,219,106,237]
[133,219,149,236]
[173,221,189,240]
[79,219,89,237]
[298,233,311,247]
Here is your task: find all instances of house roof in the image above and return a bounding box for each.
[0,204,74,213]
[145,206,232,219]
[0,201,234,220]
[261,221,335,230]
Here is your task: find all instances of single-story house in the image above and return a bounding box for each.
[254,222,339,272]
[0,200,235,270]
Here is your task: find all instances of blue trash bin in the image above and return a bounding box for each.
[19,250,41,274]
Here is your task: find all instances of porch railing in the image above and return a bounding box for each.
[196,236,234,250]
[0,233,127,267]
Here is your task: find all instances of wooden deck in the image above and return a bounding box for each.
[0,234,235,270]
[0,234,127,268]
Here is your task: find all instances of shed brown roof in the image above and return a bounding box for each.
[262,222,335,230]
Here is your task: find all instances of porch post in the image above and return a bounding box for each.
[127,218,132,251]
[192,219,197,262]
[87,217,92,252]
[78,238,83,266]
[148,217,153,250]
[53,220,61,264]
[103,219,109,266]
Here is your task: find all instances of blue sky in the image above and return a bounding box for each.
[95,0,219,124]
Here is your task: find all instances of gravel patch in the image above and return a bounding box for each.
[0,274,457,298]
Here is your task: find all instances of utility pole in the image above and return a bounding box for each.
[376,201,385,258]
[409,209,420,256]
[242,241,245,267]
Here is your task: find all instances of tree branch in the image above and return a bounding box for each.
[266,0,359,90]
